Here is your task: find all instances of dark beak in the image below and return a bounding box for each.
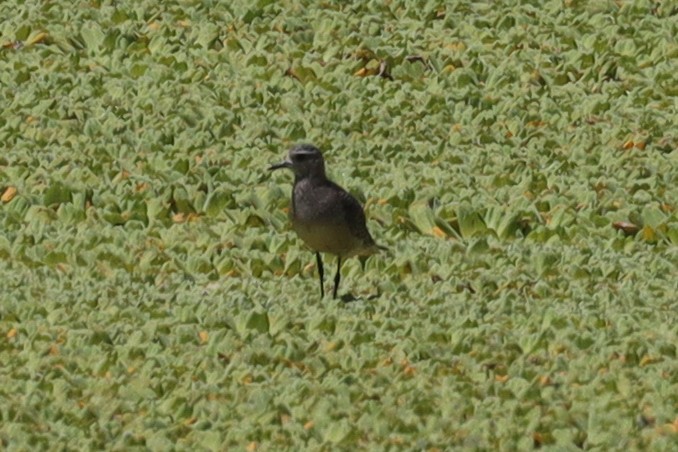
[269,160,292,171]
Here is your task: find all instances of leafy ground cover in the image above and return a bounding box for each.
[1,0,677,449]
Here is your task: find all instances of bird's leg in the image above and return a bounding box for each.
[316,252,324,298]
[333,256,342,299]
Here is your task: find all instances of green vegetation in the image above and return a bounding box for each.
[1,0,676,449]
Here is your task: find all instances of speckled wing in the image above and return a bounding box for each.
[331,182,381,254]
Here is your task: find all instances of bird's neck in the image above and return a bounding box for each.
[295,172,327,186]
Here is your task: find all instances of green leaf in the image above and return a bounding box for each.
[246,311,269,334]
[408,199,437,236]
[80,23,105,52]
[641,205,666,228]
[43,182,72,206]
[457,204,487,238]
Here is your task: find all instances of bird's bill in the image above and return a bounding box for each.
[268,160,293,171]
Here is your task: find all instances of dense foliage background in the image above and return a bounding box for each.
[1,0,676,449]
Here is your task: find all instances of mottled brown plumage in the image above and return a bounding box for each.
[269,144,384,299]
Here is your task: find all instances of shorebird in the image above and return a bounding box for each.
[269,144,384,299]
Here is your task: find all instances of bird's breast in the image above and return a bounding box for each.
[291,219,363,257]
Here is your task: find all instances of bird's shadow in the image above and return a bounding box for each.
[339,292,381,303]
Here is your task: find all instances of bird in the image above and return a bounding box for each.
[269,143,385,299]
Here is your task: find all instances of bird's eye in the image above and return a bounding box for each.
[294,154,309,161]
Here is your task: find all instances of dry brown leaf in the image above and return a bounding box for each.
[612,221,640,235]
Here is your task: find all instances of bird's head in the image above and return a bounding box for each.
[269,143,326,179]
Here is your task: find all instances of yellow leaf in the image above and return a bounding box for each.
[639,355,661,367]
[26,31,48,46]
[354,67,370,77]
[6,328,17,338]
[186,212,201,222]
[198,331,209,344]
[432,226,447,238]
[642,225,656,241]
[445,42,466,51]
[1,186,17,202]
